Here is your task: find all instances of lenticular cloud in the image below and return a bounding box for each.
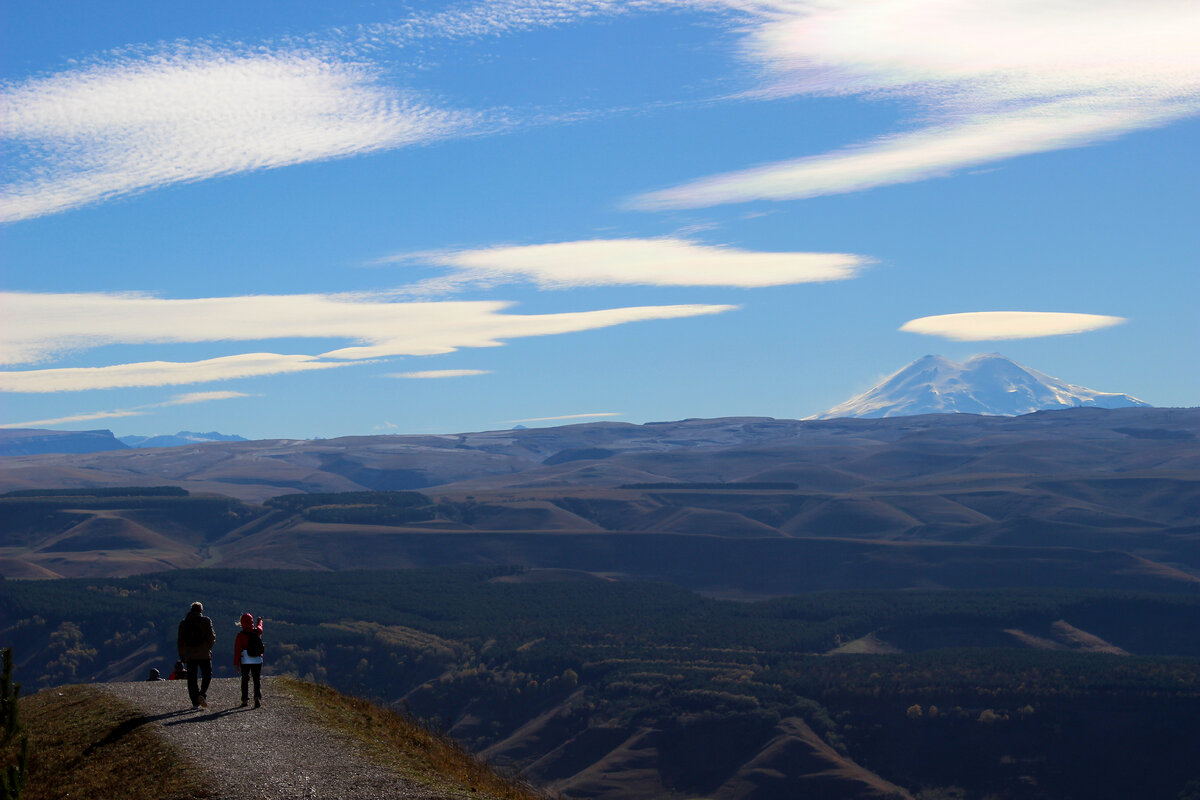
[631,0,1200,208]
[406,237,870,289]
[0,50,473,222]
[900,312,1127,341]
[0,290,734,391]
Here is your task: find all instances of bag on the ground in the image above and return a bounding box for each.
[245,629,264,658]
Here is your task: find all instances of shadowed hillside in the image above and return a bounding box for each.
[4,569,1199,800]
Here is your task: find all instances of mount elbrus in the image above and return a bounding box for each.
[816,353,1149,419]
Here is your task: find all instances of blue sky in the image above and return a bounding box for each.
[2,0,1197,438]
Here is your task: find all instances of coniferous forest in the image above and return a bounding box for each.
[3,567,1200,799]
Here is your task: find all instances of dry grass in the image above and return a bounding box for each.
[281,677,548,800]
[14,684,213,800]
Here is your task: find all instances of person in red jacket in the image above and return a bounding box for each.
[233,612,265,707]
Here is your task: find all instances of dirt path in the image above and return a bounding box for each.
[97,676,446,800]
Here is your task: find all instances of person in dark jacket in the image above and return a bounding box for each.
[177,601,216,708]
[233,612,265,707]
[168,660,188,681]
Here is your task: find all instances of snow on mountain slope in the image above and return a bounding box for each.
[816,354,1150,419]
[118,430,248,448]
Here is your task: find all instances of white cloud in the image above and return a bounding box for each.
[166,391,255,405]
[630,0,1200,208]
[0,0,696,222]
[0,290,734,390]
[2,291,733,367]
[0,51,475,222]
[0,389,251,429]
[900,312,1127,341]
[630,102,1176,208]
[398,238,870,289]
[12,1,1191,219]
[0,354,352,393]
[359,0,671,44]
[0,408,145,429]
[391,369,492,379]
[508,412,621,423]
[314,302,735,360]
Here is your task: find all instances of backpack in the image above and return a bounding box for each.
[181,615,208,647]
[244,629,264,658]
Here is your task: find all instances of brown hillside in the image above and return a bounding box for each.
[2,408,1197,591]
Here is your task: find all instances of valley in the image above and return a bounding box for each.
[2,569,1199,799]
[2,406,1199,798]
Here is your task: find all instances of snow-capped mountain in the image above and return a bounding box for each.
[118,430,247,448]
[815,354,1150,419]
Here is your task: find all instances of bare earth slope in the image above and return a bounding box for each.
[484,702,911,800]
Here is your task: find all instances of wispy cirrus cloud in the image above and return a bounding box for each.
[0,0,694,223]
[14,0,1192,221]
[0,390,250,429]
[0,354,353,393]
[508,412,621,423]
[900,311,1126,341]
[0,50,476,223]
[0,290,733,391]
[390,237,870,290]
[391,369,491,379]
[0,0,695,222]
[355,0,676,46]
[630,0,1200,208]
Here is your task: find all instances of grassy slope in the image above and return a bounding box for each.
[10,679,542,800]
[282,677,544,800]
[15,685,213,800]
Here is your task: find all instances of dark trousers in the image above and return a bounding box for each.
[186,659,212,705]
[241,663,262,701]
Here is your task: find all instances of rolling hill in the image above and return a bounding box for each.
[2,407,1196,593]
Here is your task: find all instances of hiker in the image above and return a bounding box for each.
[146,668,165,681]
[168,660,188,681]
[177,601,216,708]
[234,612,265,708]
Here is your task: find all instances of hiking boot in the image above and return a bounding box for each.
[240,699,248,707]
[198,695,208,708]
[254,698,261,708]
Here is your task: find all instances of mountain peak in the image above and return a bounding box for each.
[119,430,247,448]
[815,354,1150,419]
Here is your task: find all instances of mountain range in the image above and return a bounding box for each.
[0,428,127,457]
[118,430,247,448]
[0,354,1151,457]
[816,353,1150,418]
[0,429,246,457]
[2,381,1196,800]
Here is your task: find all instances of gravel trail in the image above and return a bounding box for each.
[98,677,447,800]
